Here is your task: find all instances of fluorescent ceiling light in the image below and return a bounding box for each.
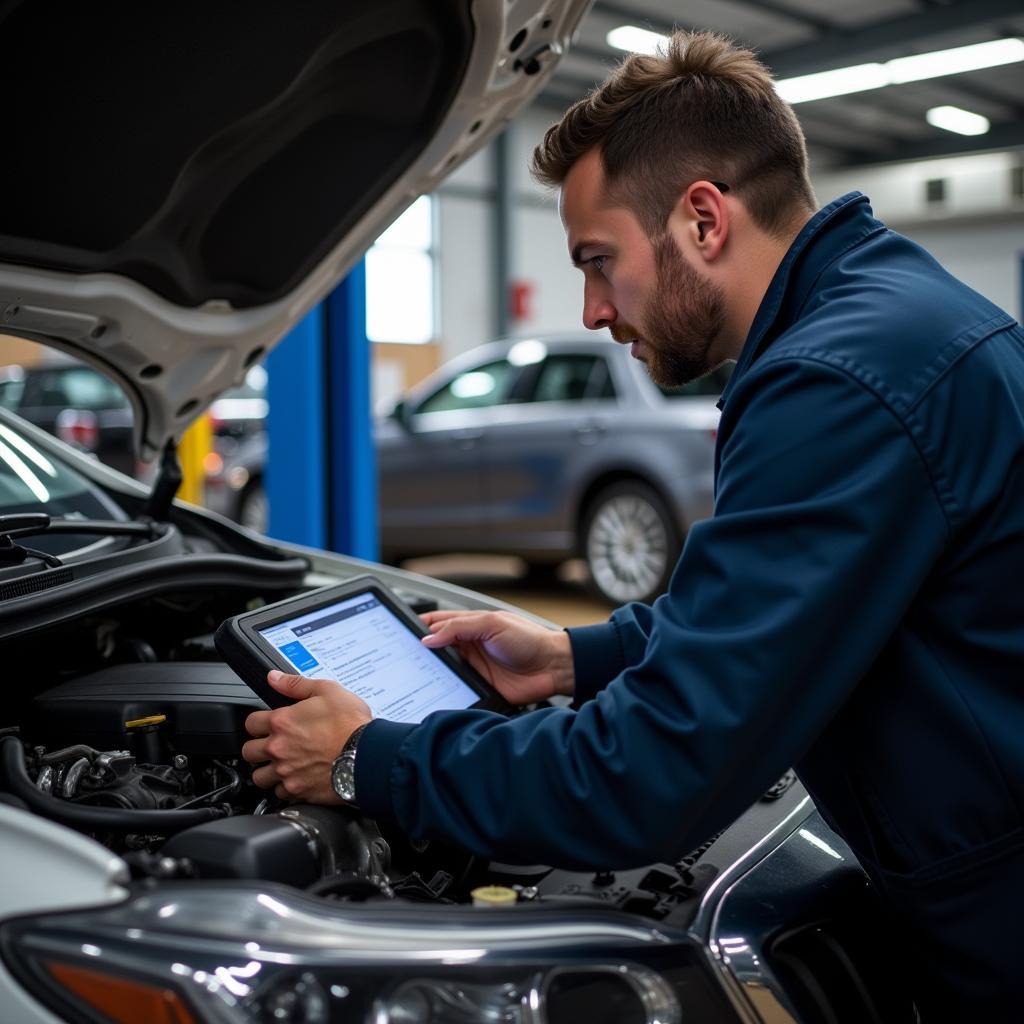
[887,38,1024,83]
[777,37,1024,103]
[926,105,991,136]
[606,27,1024,105]
[606,25,664,56]
[774,64,890,103]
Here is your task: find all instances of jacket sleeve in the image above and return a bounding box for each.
[354,357,949,869]
[566,601,657,704]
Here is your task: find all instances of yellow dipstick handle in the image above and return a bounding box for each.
[123,714,167,729]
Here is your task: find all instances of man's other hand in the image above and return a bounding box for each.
[420,610,575,705]
[241,671,372,803]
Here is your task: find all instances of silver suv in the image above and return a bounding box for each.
[378,334,730,604]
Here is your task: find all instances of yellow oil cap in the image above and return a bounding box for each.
[470,885,518,907]
[124,714,167,729]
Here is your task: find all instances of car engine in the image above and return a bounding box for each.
[0,626,763,922]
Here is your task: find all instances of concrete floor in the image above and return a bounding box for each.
[402,555,613,628]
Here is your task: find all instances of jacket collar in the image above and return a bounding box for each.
[717,192,884,410]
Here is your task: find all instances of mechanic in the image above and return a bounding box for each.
[243,31,1024,1018]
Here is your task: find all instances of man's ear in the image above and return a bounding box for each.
[671,181,729,262]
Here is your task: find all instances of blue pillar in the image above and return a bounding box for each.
[265,304,328,548]
[264,262,378,559]
[326,261,379,560]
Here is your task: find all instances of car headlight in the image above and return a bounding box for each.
[1,883,701,1024]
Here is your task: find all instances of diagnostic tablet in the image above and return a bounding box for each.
[215,575,509,720]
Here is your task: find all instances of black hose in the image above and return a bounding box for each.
[0,737,229,834]
[176,761,241,809]
[39,744,102,766]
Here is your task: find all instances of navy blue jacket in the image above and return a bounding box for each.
[358,194,1024,1016]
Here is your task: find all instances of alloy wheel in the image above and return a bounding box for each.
[583,483,679,604]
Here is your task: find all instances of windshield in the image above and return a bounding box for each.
[0,416,128,555]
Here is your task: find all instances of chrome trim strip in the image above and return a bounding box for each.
[692,796,813,937]
[62,882,676,956]
[688,795,815,1023]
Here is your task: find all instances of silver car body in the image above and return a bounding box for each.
[377,334,726,562]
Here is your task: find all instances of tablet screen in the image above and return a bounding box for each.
[256,590,479,724]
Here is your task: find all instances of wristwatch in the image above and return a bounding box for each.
[331,722,370,807]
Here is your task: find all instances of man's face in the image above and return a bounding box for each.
[560,149,725,387]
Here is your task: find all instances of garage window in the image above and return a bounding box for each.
[366,196,436,344]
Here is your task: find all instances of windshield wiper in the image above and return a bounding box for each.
[0,514,160,569]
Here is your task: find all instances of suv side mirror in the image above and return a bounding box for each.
[391,399,413,431]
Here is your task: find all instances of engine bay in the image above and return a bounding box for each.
[0,541,798,928]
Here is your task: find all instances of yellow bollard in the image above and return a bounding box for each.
[177,414,213,506]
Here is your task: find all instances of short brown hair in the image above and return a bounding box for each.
[532,31,815,237]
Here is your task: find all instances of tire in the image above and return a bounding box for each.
[238,479,268,534]
[581,481,682,605]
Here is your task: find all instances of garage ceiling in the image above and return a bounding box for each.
[542,0,1024,168]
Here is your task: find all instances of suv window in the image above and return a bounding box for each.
[23,367,129,410]
[660,363,733,399]
[416,359,520,415]
[0,376,25,410]
[527,355,616,403]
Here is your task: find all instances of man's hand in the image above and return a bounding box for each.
[241,671,372,804]
[420,609,575,705]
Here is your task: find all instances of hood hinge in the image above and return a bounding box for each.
[145,440,183,521]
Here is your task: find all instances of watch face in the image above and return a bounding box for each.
[332,724,368,804]
[332,753,357,803]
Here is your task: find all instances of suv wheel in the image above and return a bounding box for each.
[582,481,681,605]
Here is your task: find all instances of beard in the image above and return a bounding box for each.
[611,232,726,388]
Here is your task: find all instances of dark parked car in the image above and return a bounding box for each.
[207,337,729,604]
[0,4,916,1022]
[0,360,135,476]
[205,427,269,532]
[203,365,270,531]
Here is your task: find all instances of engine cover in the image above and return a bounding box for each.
[30,662,266,758]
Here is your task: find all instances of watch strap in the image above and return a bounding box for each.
[341,721,371,758]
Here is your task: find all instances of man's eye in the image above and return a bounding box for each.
[592,255,607,273]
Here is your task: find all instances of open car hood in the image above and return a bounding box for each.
[0,0,589,461]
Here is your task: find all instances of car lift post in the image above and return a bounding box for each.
[325,260,379,560]
[264,261,378,558]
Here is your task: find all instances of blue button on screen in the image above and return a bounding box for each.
[280,640,318,673]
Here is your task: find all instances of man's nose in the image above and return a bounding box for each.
[583,288,616,331]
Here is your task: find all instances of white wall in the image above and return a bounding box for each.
[508,107,586,338]
[433,104,583,359]
[438,193,495,355]
[510,204,584,336]
[435,146,495,360]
